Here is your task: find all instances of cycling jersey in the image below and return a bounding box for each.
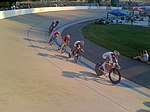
[74,41,84,48]
[62,36,70,42]
[62,36,70,45]
[102,52,115,64]
[51,31,60,39]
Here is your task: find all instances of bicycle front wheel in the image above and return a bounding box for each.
[109,68,121,84]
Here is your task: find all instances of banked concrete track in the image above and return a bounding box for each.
[0,9,149,112]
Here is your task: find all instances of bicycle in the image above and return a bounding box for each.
[95,59,121,84]
[67,46,84,63]
[73,49,82,62]
[48,37,55,46]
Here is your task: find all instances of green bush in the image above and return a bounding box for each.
[0,2,10,8]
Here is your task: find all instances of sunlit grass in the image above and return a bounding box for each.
[82,23,150,64]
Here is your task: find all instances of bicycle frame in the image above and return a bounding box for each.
[58,42,67,53]
[96,57,120,75]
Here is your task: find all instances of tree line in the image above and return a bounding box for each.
[0,0,38,8]
[0,0,120,9]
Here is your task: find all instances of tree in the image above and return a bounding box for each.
[95,0,102,6]
[111,0,119,6]
[0,0,17,8]
[0,2,10,8]
[87,0,95,3]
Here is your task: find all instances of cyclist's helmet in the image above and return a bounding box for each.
[54,31,60,36]
[52,20,56,24]
[66,35,70,39]
[55,19,60,26]
[113,50,120,56]
[56,19,60,23]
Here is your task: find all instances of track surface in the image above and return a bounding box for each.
[0,9,149,112]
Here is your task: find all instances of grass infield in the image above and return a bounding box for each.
[82,23,150,64]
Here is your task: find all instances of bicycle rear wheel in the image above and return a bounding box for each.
[95,62,103,76]
[109,68,121,84]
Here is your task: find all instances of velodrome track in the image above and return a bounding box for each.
[0,9,150,112]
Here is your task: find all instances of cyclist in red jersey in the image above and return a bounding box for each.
[58,35,70,50]
[48,31,60,43]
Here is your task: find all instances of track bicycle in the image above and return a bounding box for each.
[95,58,121,84]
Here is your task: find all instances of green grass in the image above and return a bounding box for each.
[82,24,150,64]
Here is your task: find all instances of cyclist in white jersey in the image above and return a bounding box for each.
[68,40,84,58]
[102,50,120,75]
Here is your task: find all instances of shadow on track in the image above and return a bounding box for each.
[62,71,114,86]
[143,102,150,108]
[23,38,48,44]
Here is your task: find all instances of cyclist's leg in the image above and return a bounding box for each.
[62,42,67,50]
[49,36,54,43]
[102,57,111,76]
[68,48,74,58]
[68,47,76,58]
[106,57,112,71]
[71,47,77,55]
[49,26,53,33]
[75,50,80,58]
[58,42,62,50]
[58,44,61,50]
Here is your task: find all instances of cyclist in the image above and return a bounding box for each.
[102,50,121,75]
[58,35,71,50]
[49,19,60,33]
[48,30,60,43]
[49,20,56,33]
[55,19,60,28]
[68,40,84,58]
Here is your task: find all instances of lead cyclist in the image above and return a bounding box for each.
[101,50,121,76]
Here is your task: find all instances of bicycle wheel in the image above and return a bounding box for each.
[95,62,103,76]
[109,68,121,84]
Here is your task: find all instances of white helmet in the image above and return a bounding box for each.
[66,35,70,38]
[52,20,56,24]
[80,40,84,45]
[113,50,120,56]
[66,35,70,39]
